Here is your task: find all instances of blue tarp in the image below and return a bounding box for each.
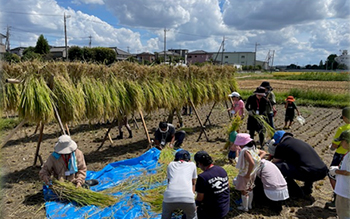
[43,147,163,219]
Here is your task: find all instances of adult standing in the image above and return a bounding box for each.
[271,131,328,197]
[245,86,268,149]
[154,122,186,150]
[194,151,230,219]
[39,135,87,188]
[260,81,276,129]
[326,107,350,208]
[162,150,197,219]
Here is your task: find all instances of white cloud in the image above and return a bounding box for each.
[72,0,104,5]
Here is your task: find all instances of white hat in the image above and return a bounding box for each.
[54,135,77,154]
[228,92,240,97]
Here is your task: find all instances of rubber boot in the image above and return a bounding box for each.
[117,131,123,139]
[248,191,254,210]
[128,129,133,138]
[237,195,249,212]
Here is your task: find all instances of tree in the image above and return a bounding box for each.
[319,60,324,69]
[326,54,338,70]
[68,46,84,61]
[35,34,50,54]
[22,47,42,61]
[2,52,21,63]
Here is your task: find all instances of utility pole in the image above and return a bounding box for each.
[5,25,11,52]
[254,42,260,69]
[163,28,170,64]
[127,46,130,53]
[221,36,225,65]
[64,13,71,61]
[88,35,92,48]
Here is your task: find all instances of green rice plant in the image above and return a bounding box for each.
[50,179,117,208]
[80,77,105,121]
[18,74,55,123]
[252,114,275,138]
[53,75,85,123]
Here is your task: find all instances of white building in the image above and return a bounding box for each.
[335,50,350,68]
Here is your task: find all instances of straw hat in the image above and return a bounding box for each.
[285,96,295,102]
[54,135,77,154]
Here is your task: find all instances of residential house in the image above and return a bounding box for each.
[50,46,67,60]
[155,51,180,62]
[187,50,212,64]
[10,47,27,57]
[136,52,155,63]
[0,33,6,58]
[109,47,131,61]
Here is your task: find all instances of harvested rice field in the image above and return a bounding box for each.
[1,89,345,218]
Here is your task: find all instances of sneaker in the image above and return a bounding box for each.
[325,200,336,208]
[237,206,248,212]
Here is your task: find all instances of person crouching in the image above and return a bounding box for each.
[39,135,87,188]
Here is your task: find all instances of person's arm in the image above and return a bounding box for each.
[169,134,175,147]
[196,192,204,202]
[285,102,288,109]
[258,149,267,159]
[271,158,282,163]
[244,151,254,179]
[39,156,54,185]
[335,169,350,176]
[294,103,300,116]
[192,179,196,193]
[74,150,87,187]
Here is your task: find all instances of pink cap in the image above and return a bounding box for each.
[234,133,253,146]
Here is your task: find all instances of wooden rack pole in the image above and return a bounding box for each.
[139,110,151,144]
[1,119,27,148]
[188,100,209,142]
[197,102,216,142]
[33,123,44,166]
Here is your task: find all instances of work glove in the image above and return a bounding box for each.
[248,110,254,116]
[329,166,339,177]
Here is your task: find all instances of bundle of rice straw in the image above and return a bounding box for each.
[50,179,117,208]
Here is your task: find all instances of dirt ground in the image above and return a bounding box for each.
[0,79,345,219]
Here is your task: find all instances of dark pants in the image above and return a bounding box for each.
[167,130,186,148]
[249,129,265,148]
[253,177,283,212]
[274,162,328,195]
[267,113,275,129]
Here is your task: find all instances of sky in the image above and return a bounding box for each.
[0,0,349,66]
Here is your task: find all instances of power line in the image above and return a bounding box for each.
[0,11,62,17]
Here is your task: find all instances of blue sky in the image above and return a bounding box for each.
[0,0,349,66]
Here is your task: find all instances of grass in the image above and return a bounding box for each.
[239,88,350,108]
[272,72,350,81]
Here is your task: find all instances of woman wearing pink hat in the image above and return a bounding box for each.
[233,133,266,212]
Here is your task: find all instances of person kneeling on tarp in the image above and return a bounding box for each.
[162,150,197,219]
[39,135,97,188]
[154,122,186,150]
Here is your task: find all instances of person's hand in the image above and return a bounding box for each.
[43,177,50,186]
[76,182,82,188]
[243,173,250,179]
[169,143,174,148]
